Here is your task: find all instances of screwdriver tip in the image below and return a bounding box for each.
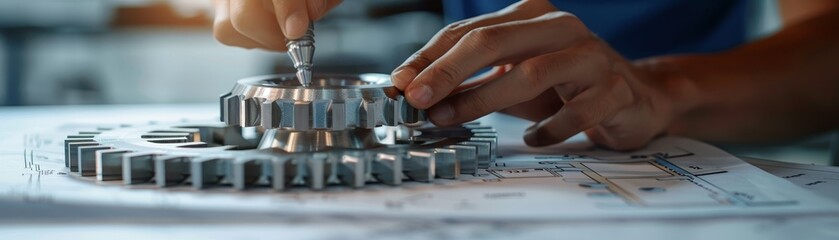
[296,69,312,87]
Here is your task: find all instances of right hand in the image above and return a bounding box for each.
[212,0,342,51]
[389,0,685,150]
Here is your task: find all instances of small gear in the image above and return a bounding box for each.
[220,73,426,131]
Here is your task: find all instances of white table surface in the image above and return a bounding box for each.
[1,104,838,240]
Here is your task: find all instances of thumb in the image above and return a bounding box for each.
[272,0,310,39]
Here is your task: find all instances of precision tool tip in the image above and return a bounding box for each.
[296,69,312,87]
[286,21,315,88]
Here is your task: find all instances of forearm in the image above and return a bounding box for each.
[649,10,839,143]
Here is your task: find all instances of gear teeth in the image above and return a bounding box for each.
[78,145,111,176]
[191,157,229,189]
[228,95,419,130]
[470,136,498,166]
[274,100,293,129]
[338,153,366,188]
[383,96,399,126]
[466,126,498,167]
[328,102,346,130]
[261,101,280,129]
[463,140,492,169]
[123,152,161,185]
[232,158,264,190]
[448,145,478,174]
[404,151,435,182]
[397,94,427,127]
[359,100,378,128]
[65,120,495,191]
[66,141,98,172]
[219,92,232,122]
[325,154,341,185]
[221,74,429,130]
[64,139,95,169]
[374,98,388,126]
[155,155,191,187]
[242,98,261,127]
[384,95,425,127]
[306,153,328,190]
[269,156,293,191]
[95,149,132,181]
[344,99,362,128]
[292,102,312,130]
[433,148,459,179]
[372,152,402,185]
[222,95,240,126]
[311,100,330,129]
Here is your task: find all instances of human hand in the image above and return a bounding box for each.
[212,0,342,51]
[391,0,686,150]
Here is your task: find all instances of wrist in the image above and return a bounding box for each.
[634,55,707,131]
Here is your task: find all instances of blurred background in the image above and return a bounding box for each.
[0,0,785,106]
[0,0,834,166]
[0,0,444,106]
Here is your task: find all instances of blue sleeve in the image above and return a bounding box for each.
[443,0,517,24]
[441,0,747,60]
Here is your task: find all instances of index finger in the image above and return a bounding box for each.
[404,12,590,109]
[390,0,555,90]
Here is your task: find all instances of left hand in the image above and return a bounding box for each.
[390,0,684,150]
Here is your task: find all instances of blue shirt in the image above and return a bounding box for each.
[443,0,747,60]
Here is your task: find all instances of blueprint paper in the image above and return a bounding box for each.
[1,105,838,222]
[744,157,839,201]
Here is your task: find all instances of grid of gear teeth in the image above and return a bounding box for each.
[62,123,498,191]
[220,92,426,131]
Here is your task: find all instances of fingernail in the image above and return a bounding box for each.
[407,84,433,106]
[430,103,454,124]
[284,11,307,39]
[391,67,416,90]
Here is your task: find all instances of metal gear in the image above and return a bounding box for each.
[63,73,497,191]
[220,73,426,131]
[63,122,497,191]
